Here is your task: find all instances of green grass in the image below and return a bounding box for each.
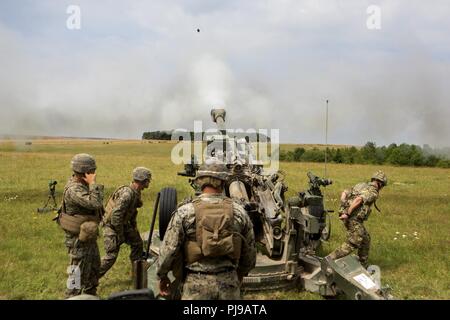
[0,140,449,300]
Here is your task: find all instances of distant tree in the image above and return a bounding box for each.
[142,131,173,140]
[410,145,425,166]
[342,146,358,164]
[280,150,295,162]
[436,159,450,168]
[424,154,440,167]
[387,144,409,165]
[293,147,306,161]
[333,149,343,163]
[375,146,387,164]
[360,141,378,164]
[301,148,325,162]
[325,147,335,163]
[385,143,398,160]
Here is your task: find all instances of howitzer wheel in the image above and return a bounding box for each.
[158,187,178,240]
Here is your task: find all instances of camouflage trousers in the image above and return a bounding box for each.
[99,225,143,277]
[329,219,371,268]
[181,270,241,300]
[64,232,100,298]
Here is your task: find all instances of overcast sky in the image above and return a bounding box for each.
[0,0,449,146]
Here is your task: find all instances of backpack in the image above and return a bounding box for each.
[349,183,374,221]
[102,185,135,224]
[184,197,242,264]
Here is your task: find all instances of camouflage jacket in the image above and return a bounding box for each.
[103,184,142,235]
[157,193,256,279]
[62,176,104,216]
[345,181,379,221]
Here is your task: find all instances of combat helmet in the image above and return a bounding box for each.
[194,161,229,189]
[371,170,388,187]
[133,167,152,182]
[71,153,97,173]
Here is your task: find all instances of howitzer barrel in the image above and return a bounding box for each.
[211,109,226,131]
[229,180,250,202]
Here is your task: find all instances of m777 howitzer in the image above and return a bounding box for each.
[140,108,393,300]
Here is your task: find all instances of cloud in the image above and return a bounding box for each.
[0,0,449,147]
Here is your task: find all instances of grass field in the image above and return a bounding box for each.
[0,139,449,300]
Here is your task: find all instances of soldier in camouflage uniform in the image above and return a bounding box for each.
[58,154,104,298]
[156,163,256,300]
[327,171,388,268]
[99,167,151,278]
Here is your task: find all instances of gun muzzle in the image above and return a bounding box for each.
[211,109,226,130]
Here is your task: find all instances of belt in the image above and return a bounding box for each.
[186,267,235,275]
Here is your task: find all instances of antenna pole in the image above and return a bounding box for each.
[325,99,329,178]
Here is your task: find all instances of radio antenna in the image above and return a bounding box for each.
[324,99,329,179]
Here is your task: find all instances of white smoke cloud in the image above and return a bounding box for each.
[0,0,449,147]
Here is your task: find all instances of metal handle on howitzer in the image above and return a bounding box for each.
[145,192,161,259]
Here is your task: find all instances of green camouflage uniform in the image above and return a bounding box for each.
[99,185,144,277]
[329,181,379,268]
[157,193,256,300]
[63,177,104,297]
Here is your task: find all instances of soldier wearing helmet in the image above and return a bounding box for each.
[156,161,256,300]
[99,167,152,278]
[327,171,387,268]
[57,153,104,297]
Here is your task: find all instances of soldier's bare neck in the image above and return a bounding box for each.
[202,186,223,194]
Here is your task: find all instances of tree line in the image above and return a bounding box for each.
[142,131,173,140]
[279,142,450,168]
[142,131,270,142]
